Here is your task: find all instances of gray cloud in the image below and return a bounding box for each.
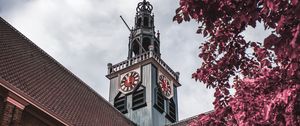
[0,0,270,120]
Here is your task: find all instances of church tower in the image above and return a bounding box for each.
[106,1,181,125]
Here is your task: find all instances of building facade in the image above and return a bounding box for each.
[106,1,181,126]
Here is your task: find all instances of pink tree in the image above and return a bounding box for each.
[174,0,300,125]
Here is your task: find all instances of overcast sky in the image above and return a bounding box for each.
[0,0,270,120]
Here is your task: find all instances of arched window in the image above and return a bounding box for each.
[142,37,151,52]
[132,40,140,56]
[137,18,142,27]
[144,17,149,27]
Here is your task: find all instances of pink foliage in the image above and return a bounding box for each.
[174,0,300,125]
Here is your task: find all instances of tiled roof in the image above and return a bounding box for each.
[167,111,213,126]
[166,115,198,126]
[0,17,135,126]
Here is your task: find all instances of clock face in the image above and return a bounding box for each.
[159,75,172,98]
[120,71,139,93]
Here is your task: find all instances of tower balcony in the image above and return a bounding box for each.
[106,51,179,81]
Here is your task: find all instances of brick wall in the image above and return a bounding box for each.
[0,101,23,126]
[0,96,63,126]
[21,111,49,126]
[0,89,64,126]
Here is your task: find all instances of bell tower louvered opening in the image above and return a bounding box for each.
[166,98,176,123]
[154,87,164,113]
[132,86,146,110]
[114,93,127,114]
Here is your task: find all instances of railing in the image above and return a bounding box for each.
[107,51,179,79]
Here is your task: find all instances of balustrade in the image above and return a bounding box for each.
[107,51,178,79]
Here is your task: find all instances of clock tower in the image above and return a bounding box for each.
[106,1,181,125]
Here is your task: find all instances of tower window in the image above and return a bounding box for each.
[114,93,128,114]
[132,86,147,110]
[144,17,149,27]
[166,98,176,123]
[137,18,142,27]
[154,87,164,113]
[142,37,151,52]
[132,40,140,56]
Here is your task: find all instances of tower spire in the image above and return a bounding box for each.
[128,0,160,59]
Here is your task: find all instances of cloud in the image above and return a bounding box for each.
[0,0,271,120]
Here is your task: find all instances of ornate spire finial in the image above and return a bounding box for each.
[136,0,153,13]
